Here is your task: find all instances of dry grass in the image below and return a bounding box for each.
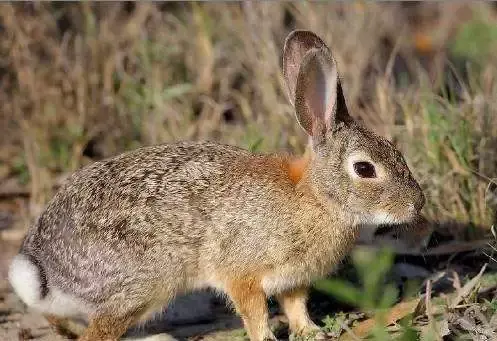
[0,2,495,227]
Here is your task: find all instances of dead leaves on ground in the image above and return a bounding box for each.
[336,263,497,340]
[339,299,419,341]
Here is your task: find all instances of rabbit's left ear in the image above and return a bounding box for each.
[283,30,327,106]
[284,31,351,138]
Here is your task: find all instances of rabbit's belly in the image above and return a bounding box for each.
[261,267,315,296]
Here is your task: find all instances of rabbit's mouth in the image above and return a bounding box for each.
[359,209,418,226]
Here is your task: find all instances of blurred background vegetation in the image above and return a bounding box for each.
[0,1,496,228]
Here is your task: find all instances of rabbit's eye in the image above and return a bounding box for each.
[353,161,376,178]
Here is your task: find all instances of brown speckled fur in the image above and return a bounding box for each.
[10,31,424,341]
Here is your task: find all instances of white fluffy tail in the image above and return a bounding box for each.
[8,254,44,307]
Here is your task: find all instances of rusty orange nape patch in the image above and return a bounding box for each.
[287,153,311,184]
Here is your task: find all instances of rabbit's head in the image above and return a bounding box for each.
[283,30,424,225]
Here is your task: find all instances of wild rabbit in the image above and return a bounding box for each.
[9,30,424,341]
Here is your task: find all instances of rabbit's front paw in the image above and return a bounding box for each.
[289,328,329,341]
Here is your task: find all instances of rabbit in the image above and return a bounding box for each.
[8,30,425,341]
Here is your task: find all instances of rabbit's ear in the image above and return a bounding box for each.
[283,30,327,106]
[294,47,350,137]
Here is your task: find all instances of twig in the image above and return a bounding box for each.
[450,263,488,308]
[425,280,433,323]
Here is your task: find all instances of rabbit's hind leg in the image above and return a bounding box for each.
[78,303,151,341]
[44,314,86,339]
[78,313,137,341]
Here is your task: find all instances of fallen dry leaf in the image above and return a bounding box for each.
[339,299,420,341]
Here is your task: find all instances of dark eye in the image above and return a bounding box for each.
[353,161,376,178]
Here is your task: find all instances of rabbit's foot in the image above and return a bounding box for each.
[124,334,178,341]
[289,325,329,341]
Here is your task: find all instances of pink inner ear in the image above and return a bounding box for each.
[323,68,338,130]
[283,31,328,106]
[304,55,338,133]
[305,65,326,130]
